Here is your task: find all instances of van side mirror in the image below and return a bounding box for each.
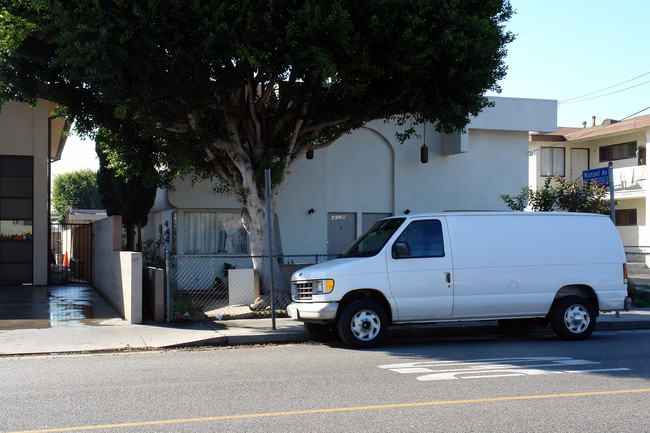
[392,242,412,259]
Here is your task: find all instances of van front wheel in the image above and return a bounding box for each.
[338,299,388,348]
[550,296,596,340]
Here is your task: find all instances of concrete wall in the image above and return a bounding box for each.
[92,215,143,323]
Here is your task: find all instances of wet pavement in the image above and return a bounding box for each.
[0,284,123,330]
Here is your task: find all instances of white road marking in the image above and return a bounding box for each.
[379,357,630,381]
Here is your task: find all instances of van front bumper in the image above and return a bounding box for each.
[287,302,338,322]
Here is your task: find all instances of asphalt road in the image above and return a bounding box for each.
[1,329,649,433]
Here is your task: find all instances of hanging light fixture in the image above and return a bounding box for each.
[420,124,428,163]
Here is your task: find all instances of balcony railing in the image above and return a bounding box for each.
[612,165,646,192]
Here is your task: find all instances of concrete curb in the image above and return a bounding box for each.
[594,320,650,331]
[162,336,229,348]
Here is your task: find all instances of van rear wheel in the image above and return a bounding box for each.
[338,299,388,348]
[550,296,596,340]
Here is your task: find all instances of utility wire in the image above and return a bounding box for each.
[617,105,650,122]
[559,71,650,103]
[560,79,650,105]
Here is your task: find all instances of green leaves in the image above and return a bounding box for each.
[51,169,102,216]
[2,0,514,200]
[501,176,610,214]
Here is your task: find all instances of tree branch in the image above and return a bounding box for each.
[246,76,262,147]
[255,79,276,112]
[299,116,351,138]
[310,130,347,151]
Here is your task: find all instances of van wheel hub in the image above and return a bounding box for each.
[350,309,381,341]
[564,304,590,333]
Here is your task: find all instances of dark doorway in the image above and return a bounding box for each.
[0,156,34,285]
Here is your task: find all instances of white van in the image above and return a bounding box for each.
[287,212,630,348]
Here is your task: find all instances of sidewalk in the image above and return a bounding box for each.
[2,309,650,356]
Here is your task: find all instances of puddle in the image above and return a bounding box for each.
[0,285,121,330]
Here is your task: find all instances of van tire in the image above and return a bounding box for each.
[550,296,596,340]
[305,323,340,342]
[338,299,388,348]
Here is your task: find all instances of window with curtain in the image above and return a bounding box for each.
[184,211,248,254]
[540,147,565,177]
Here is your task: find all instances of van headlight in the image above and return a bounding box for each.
[313,279,335,295]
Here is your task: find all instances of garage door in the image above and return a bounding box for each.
[0,156,33,285]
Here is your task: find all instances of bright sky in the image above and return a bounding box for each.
[52,0,650,176]
[50,132,99,180]
[487,0,650,127]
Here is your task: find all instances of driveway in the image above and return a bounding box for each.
[0,284,123,330]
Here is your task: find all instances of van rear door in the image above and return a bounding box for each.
[386,218,453,321]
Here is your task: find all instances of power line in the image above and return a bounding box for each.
[618,105,650,121]
[559,71,650,103]
[560,79,650,105]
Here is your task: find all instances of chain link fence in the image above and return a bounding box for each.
[166,254,335,320]
[626,247,650,307]
[625,247,650,284]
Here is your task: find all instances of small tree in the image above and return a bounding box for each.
[500,177,555,212]
[501,177,610,214]
[554,177,610,214]
[52,169,102,218]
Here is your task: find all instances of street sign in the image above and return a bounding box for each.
[583,167,610,185]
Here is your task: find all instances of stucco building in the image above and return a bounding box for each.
[530,114,650,247]
[145,96,557,259]
[0,99,69,285]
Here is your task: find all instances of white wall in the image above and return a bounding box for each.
[617,198,646,246]
[169,177,241,209]
[274,126,530,255]
[92,216,142,323]
[469,97,557,133]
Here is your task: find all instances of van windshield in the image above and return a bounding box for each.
[339,218,405,258]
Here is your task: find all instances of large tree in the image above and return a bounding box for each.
[52,169,102,218]
[1,0,514,300]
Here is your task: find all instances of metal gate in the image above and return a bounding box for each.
[49,223,92,284]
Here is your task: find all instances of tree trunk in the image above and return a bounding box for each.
[136,223,142,252]
[241,187,290,309]
[124,221,135,251]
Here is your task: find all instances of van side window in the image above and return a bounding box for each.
[394,220,444,258]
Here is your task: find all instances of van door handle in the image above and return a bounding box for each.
[445,272,451,283]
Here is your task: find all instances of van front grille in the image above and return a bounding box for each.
[293,282,313,300]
